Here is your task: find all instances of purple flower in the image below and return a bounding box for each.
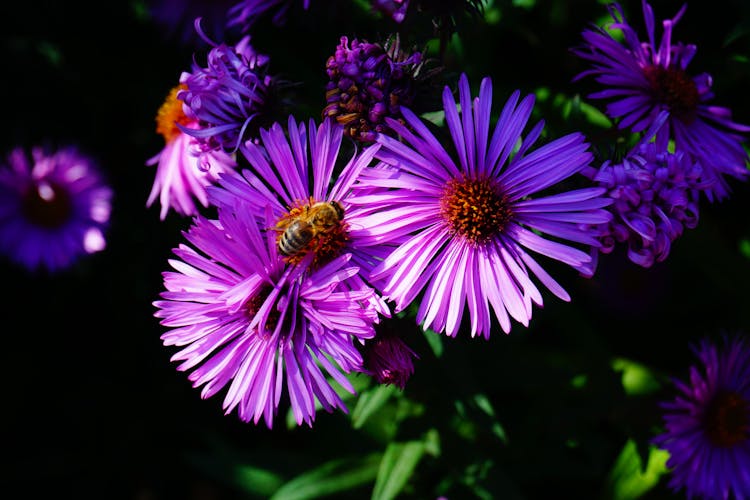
[572,0,750,202]
[361,320,418,390]
[178,25,278,163]
[581,119,706,269]
[208,115,390,319]
[653,334,750,500]
[370,0,410,23]
[154,207,380,428]
[0,146,112,272]
[350,73,612,338]
[323,34,434,143]
[146,84,237,220]
[227,0,310,31]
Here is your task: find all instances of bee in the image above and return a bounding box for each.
[278,201,345,257]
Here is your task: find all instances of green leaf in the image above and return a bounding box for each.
[372,441,426,500]
[234,465,285,497]
[270,453,382,500]
[604,439,670,500]
[351,384,398,429]
[611,358,661,396]
[423,328,444,358]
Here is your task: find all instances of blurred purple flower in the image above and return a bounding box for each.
[227,0,310,31]
[155,207,379,428]
[147,0,237,45]
[350,73,612,338]
[572,0,750,202]
[0,146,112,272]
[653,334,750,500]
[370,0,410,23]
[146,84,237,220]
[178,25,278,163]
[323,34,434,143]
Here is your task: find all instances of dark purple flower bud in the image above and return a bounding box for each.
[362,323,419,390]
[323,34,436,143]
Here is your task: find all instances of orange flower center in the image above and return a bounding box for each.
[440,176,512,244]
[155,84,191,143]
[703,390,750,447]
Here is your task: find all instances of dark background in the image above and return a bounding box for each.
[3,1,750,498]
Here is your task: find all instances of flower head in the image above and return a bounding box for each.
[0,146,112,272]
[582,119,706,269]
[351,73,612,338]
[178,25,279,162]
[653,334,750,500]
[154,205,379,428]
[209,115,390,318]
[227,0,310,31]
[323,34,433,143]
[572,1,750,201]
[146,84,237,220]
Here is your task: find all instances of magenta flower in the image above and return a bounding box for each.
[155,206,380,428]
[146,84,237,220]
[0,145,112,272]
[350,73,612,338]
[653,334,750,500]
[208,115,391,316]
[572,0,750,202]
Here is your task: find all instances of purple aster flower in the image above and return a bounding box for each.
[653,334,750,500]
[350,73,613,338]
[178,23,279,163]
[146,84,238,220]
[361,320,418,390]
[370,0,410,23]
[572,0,750,202]
[323,34,436,143]
[208,115,391,320]
[227,0,310,31]
[580,116,707,270]
[0,145,112,272]
[155,206,380,428]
